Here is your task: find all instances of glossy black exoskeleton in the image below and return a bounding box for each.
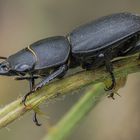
[1,12,140,126]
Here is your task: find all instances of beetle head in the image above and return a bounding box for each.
[0,49,36,76]
[0,59,34,76]
[0,59,29,76]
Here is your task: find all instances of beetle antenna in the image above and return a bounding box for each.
[0,56,7,60]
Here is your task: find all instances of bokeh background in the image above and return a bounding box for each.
[1,0,140,140]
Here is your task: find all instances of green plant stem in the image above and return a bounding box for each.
[0,54,140,129]
[42,83,105,140]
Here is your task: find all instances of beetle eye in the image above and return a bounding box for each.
[1,63,9,71]
[1,64,9,71]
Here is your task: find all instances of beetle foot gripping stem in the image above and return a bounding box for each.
[104,71,117,99]
[104,71,116,91]
[22,91,34,106]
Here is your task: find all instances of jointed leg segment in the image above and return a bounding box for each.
[104,57,116,91]
[28,76,41,126]
[98,53,116,97]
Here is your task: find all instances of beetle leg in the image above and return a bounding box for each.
[22,64,68,103]
[22,64,68,126]
[98,53,116,91]
[29,76,35,90]
[23,76,41,126]
[33,112,41,126]
[57,70,67,79]
[33,64,68,91]
[15,76,40,80]
[29,78,42,126]
[22,77,35,105]
[104,56,116,91]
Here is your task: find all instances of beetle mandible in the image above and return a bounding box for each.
[1,12,140,126]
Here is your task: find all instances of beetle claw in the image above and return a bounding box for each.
[21,85,42,106]
[108,92,115,100]
[22,95,28,106]
[33,112,42,126]
[22,91,33,106]
[22,97,27,106]
[107,91,121,100]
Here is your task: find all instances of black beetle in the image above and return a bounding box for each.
[1,12,140,126]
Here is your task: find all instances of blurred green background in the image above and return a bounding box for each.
[1,0,140,140]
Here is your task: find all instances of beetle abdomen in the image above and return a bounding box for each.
[30,36,70,69]
[69,12,140,54]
